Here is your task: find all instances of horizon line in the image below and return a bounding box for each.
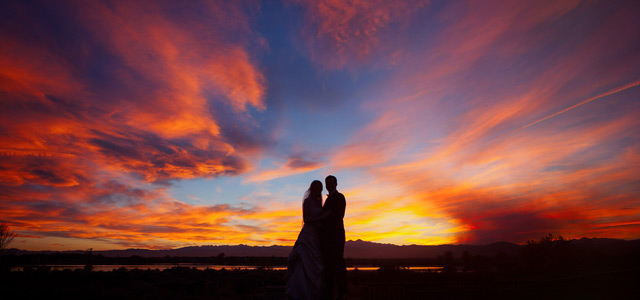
[10,237,638,252]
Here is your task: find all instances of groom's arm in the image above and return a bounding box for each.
[324,196,337,218]
[324,194,345,223]
[337,193,346,219]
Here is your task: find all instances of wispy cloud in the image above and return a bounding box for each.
[245,157,323,183]
[327,0,640,244]
[509,79,640,134]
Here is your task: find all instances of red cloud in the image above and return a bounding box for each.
[295,0,426,69]
[0,0,266,183]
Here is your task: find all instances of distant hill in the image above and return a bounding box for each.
[95,244,293,258]
[344,240,521,258]
[8,238,639,259]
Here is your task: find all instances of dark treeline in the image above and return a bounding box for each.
[2,266,638,299]
[2,252,288,268]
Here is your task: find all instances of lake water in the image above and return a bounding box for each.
[12,264,445,272]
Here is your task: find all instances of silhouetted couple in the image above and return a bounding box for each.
[286,175,347,300]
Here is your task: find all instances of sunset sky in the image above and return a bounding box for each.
[1,0,639,251]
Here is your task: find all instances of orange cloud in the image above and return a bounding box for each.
[2,179,311,250]
[0,0,267,184]
[0,1,274,249]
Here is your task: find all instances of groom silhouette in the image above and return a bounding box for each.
[321,175,347,300]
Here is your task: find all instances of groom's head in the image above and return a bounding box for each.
[325,175,337,193]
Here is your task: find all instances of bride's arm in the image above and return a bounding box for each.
[303,200,313,224]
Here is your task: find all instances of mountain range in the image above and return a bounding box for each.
[9,238,639,259]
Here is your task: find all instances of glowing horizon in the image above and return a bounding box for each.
[1,0,639,251]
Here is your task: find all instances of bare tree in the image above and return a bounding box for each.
[0,222,16,251]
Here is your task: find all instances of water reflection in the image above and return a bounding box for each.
[12,264,445,272]
[12,264,286,272]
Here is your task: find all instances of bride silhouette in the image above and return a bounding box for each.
[285,180,330,300]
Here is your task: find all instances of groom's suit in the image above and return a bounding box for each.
[321,190,347,299]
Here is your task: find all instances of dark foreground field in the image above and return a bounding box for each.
[1,266,638,300]
[2,236,639,299]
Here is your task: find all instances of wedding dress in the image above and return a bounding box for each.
[285,193,324,300]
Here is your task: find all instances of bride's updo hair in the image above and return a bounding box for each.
[309,180,323,199]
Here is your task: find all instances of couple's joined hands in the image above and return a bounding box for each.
[303,205,332,224]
